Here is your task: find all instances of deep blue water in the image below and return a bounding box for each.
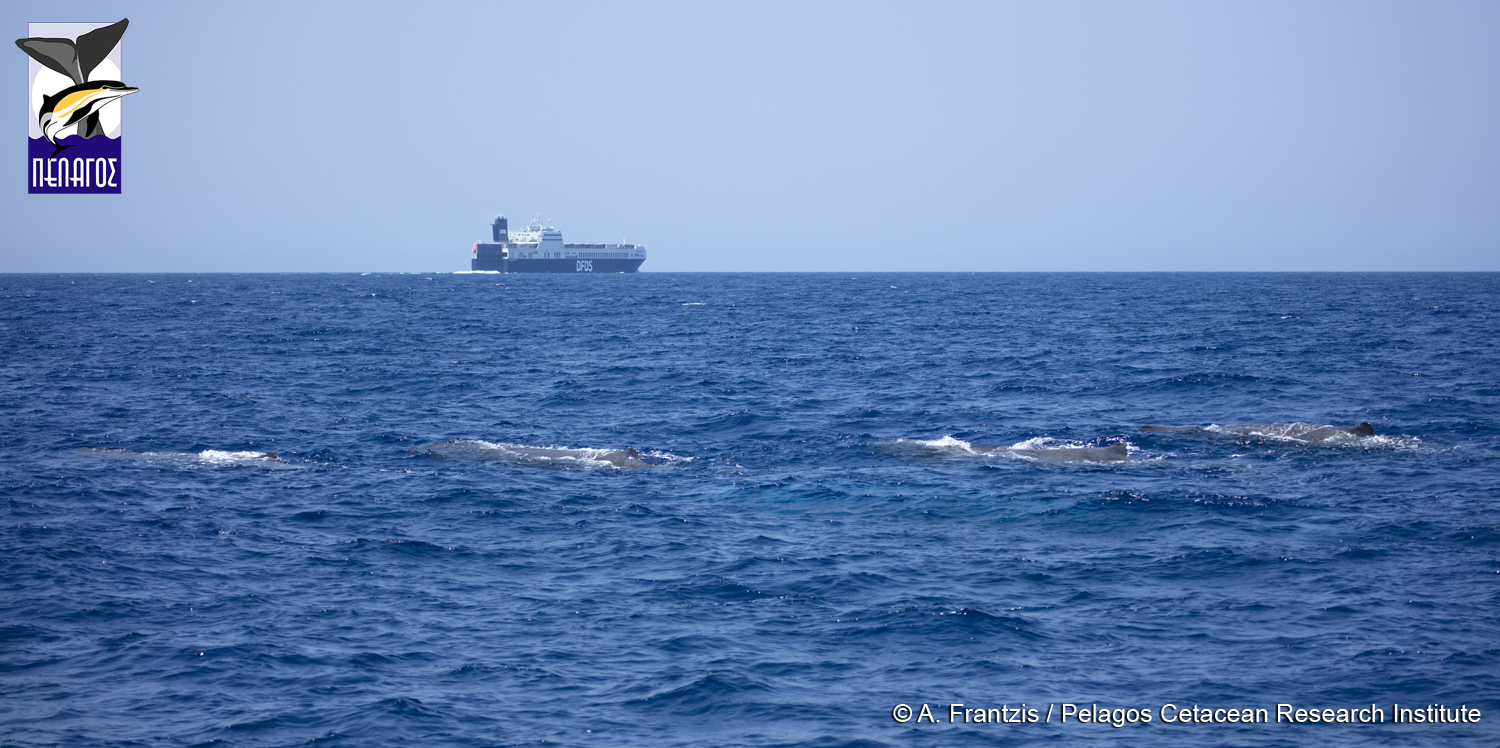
[2,272,1497,747]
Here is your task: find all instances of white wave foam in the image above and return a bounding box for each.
[1004,436,1090,451]
[894,435,977,453]
[641,448,694,465]
[198,450,278,464]
[1360,434,1422,449]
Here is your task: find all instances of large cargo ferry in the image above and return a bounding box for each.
[471,215,646,273]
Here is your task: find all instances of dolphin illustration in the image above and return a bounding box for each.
[15,19,135,156]
[1138,422,1375,442]
[35,81,137,153]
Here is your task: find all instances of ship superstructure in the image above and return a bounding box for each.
[471,215,646,273]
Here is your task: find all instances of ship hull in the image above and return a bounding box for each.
[471,242,645,273]
[470,257,645,273]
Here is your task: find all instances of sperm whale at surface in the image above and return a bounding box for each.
[973,442,1130,462]
[1138,422,1375,442]
[886,436,1131,463]
[416,440,655,468]
[502,446,648,468]
[1016,442,1129,462]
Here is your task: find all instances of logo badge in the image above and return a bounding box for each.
[16,19,136,194]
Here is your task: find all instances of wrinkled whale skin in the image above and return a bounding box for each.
[1138,422,1375,441]
[504,446,647,467]
[972,442,1130,463]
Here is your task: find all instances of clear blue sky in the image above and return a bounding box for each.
[4,1,1498,272]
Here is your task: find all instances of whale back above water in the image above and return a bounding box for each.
[887,436,1132,464]
[1138,422,1375,442]
[975,442,1130,463]
[417,440,653,468]
[504,446,647,468]
[82,447,282,466]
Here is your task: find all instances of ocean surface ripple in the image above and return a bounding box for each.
[1,272,1497,746]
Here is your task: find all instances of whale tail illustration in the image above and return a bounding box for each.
[15,19,130,141]
[15,19,127,83]
[76,111,106,140]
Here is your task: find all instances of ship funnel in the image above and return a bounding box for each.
[491,215,508,242]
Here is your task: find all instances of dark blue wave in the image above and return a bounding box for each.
[1,272,1497,747]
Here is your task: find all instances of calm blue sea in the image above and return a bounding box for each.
[2,272,1497,747]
